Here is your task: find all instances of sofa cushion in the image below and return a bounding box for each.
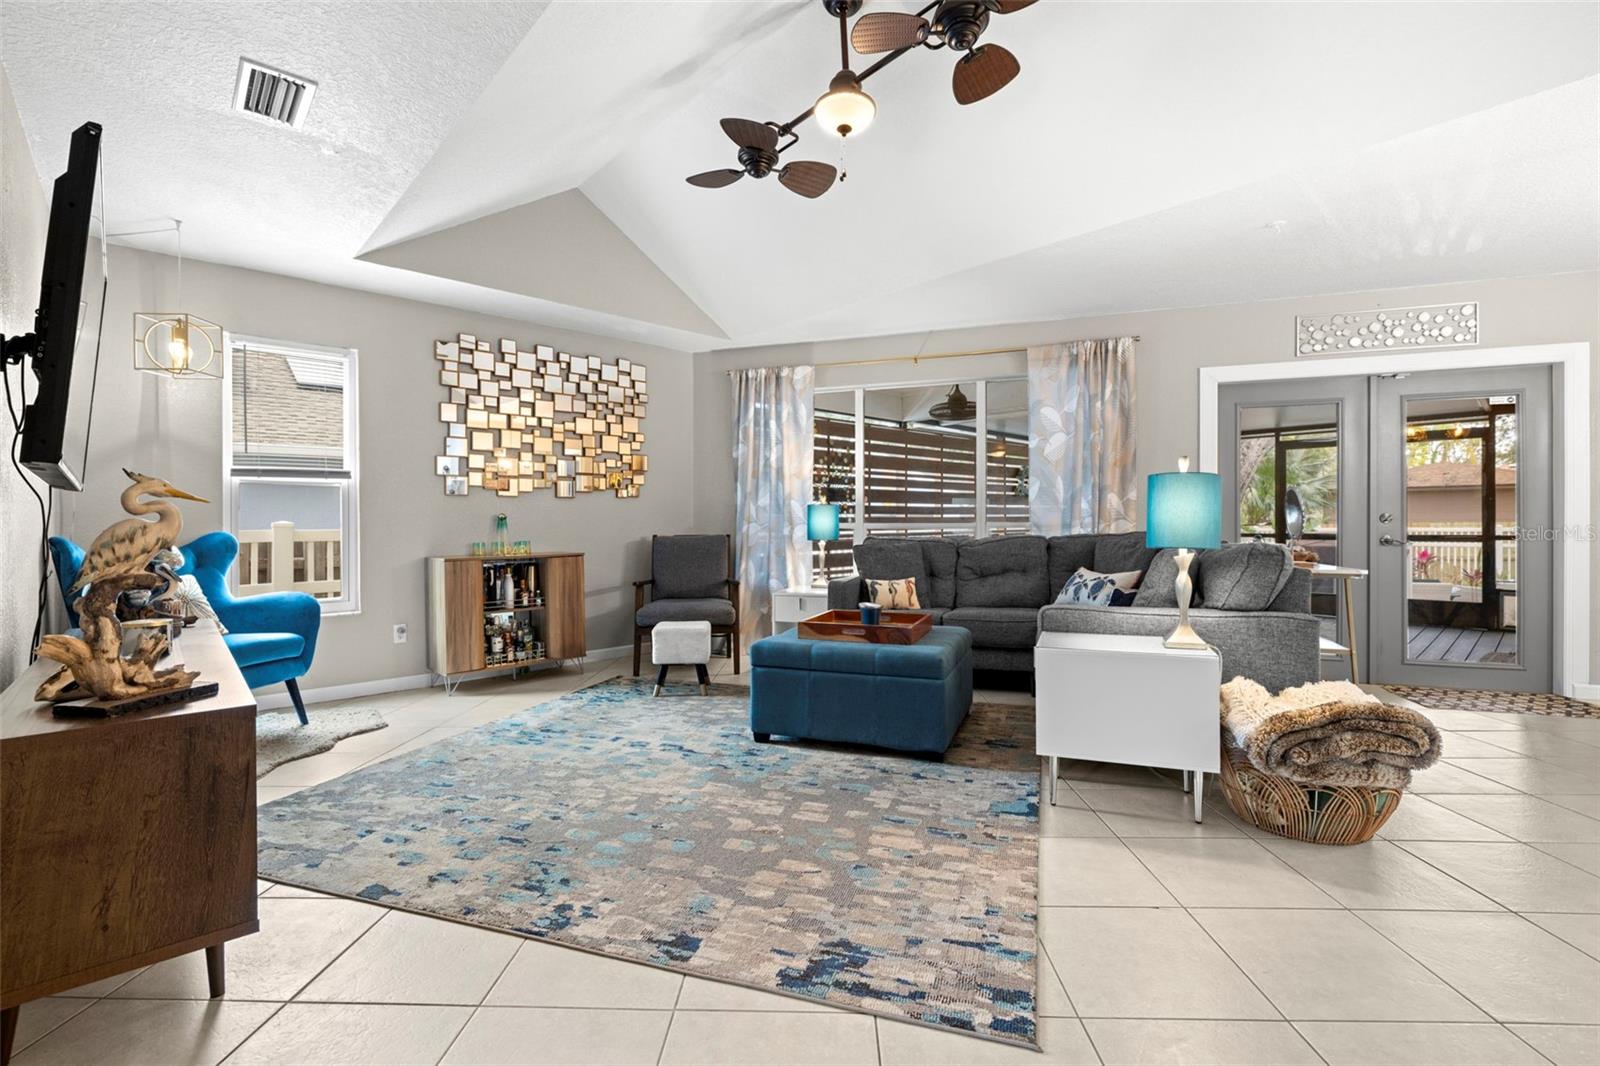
[1267,566,1312,614]
[1093,531,1160,577]
[1132,548,1202,608]
[1201,542,1293,611]
[917,539,959,609]
[652,535,729,599]
[223,631,304,668]
[943,606,1041,649]
[853,539,929,598]
[637,597,737,626]
[1046,535,1098,599]
[955,535,1049,608]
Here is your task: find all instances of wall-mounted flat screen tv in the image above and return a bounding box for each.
[18,121,106,492]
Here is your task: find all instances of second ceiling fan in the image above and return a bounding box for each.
[685,0,1037,200]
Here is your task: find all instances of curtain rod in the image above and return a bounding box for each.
[724,338,1140,375]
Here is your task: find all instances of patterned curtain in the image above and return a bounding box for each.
[1027,338,1137,535]
[732,366,815,643]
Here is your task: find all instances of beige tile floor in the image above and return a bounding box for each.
[12,657,1600,1066]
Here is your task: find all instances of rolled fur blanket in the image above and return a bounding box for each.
[1219,677,1443,789]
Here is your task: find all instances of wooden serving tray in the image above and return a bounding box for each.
[797,609,933,645]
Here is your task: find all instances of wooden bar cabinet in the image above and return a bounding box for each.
[426,552,586,693]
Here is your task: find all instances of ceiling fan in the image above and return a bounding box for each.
[685,118,838,199]
[929,384,977,422]
[685,0,1037,198]
[853,0,1037,105]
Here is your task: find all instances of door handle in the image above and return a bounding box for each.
[1378,535,1407,547]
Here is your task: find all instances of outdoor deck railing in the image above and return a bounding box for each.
[237,521,342,598]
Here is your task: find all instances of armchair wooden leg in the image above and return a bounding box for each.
[633,631,642,677]
[285,678,308,726]
[733,629,741,675]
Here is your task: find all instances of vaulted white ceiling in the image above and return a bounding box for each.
[5,1,1597,353]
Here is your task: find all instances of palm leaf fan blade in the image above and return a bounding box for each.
[952,43,1020,105]
[719,117,778,151]
[686,169,744,188]
[852,12,929,54]
[778,161,838,199]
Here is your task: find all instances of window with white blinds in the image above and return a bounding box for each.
[810,378,1028,581]
[230,342,351,478]
[223,336,360,613]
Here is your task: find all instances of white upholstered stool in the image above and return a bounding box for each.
[651,620,712,696]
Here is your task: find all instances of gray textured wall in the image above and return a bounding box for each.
[692,272,1600,686]
[1,67,50,689]
[53,246,699,690]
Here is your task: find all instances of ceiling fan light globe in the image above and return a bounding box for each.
[814,72,875,138]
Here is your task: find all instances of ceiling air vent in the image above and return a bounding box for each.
[232,58,317,128]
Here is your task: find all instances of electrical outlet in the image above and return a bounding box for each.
[392,623,408,644]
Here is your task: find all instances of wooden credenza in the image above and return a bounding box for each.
[0,621,258,1064]
[426,552,586,692]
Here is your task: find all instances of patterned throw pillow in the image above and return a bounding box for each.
[863,576,922,610]
[1055,566,1142,607]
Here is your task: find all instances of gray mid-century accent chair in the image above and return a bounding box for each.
[633,534,741,676]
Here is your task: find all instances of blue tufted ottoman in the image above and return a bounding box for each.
[748,625,973,757]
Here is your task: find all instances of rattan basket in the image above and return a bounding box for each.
[1218,741,1403,845]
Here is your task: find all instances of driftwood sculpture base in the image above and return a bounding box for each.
[50,681,221,719]
[35,574,202,704]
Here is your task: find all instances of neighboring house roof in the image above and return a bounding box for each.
[1407,462,1516,488]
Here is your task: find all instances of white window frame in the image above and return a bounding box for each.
[221,333,361,616]
[816,374,1026,545]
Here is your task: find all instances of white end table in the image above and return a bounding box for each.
[772,587,832,628]
[1034,632,1222,822]
[1306,563,1368,683]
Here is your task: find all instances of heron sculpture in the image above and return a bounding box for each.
[36,469,211,704]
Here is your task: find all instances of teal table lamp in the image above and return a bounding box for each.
[1147,456,1221,649]
[806,502,841,585]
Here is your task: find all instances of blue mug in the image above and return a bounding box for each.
[858,602,882,625]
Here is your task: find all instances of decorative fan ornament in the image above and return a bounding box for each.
[685,0,1036,197]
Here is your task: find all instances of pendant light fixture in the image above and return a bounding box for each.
[134,219,223,379]
[813,3,875,138]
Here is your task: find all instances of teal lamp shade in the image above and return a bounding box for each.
[807,502,841,542]
[1146,472,1222,550]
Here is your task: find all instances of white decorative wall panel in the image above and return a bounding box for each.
[1295,303,1479,357]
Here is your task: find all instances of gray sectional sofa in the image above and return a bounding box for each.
[826,532,1320,693]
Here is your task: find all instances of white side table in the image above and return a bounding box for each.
[772,587,832,628]
[1306,563,1368,683]
[1034,632,1222,822]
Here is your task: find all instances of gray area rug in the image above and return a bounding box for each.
[256,708,388,778]
[256,679,1040,1047]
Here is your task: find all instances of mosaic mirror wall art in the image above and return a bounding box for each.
[435,333,647,498]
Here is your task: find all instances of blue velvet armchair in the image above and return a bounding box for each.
[49,531,321,724]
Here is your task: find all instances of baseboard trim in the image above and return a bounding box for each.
[252,643,640,710]
[1573,682,1600,702]
[254,673,434,711]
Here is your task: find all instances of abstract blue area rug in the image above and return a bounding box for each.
[257,678,1040,1047]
